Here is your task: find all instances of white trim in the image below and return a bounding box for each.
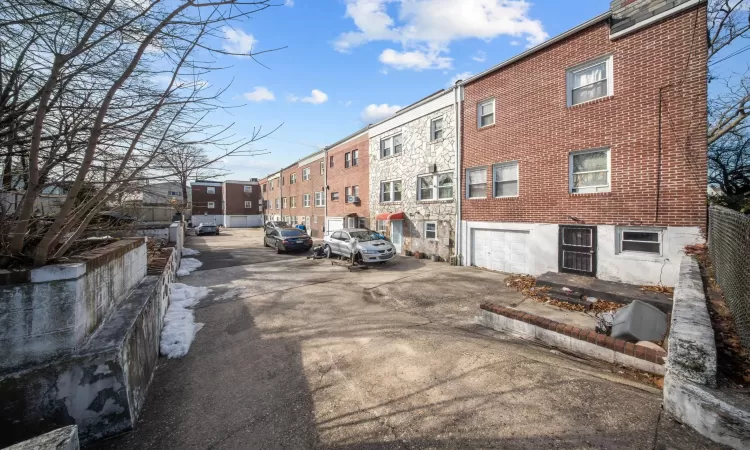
[477,98,495,128]
[207,201,215,209]
[424,221,438,240]
[418,171,454,201]
[190,181,222,187]
[314,191,325,207]
[610,0,702,40]
[617,226,664,257]
[466,167,488,199]
[492,161,519,198]
[302,167,311,181]
[566,54,613,107]
[380,179,403,203]
[243,185,252,193]
[298,151,324,167]
[206,187,216,194]
[569,147,611,194]
[303,193,311,208]
[430,116,444,141]
[244,201,252,208]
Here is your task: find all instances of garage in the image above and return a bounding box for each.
[326,218,344,236]
[471,229,530,274]
[229,216,247,228]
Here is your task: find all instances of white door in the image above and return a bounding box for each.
[326,218,344,236]
[229,216,247,228]
[391,221,403,254]
[471,229,529,274]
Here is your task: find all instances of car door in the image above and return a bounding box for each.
[329,231,342,254]
[339,232,352,256]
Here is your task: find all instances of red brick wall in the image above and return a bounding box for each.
[191,184,223,215]
[259,176,281,219]
[275,156,326,237]
[326,133,370,223]
[224,182,262,215]
[461,6,707,228]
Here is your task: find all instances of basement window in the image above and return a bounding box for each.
[618,227,663,255]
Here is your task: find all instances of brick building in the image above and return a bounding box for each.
[190,180,223,225]
[457,0,707,286]
[324,126,370,233]
[259,171,282,221]
[223,180,263,227]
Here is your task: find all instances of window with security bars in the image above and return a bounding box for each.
[562,251,593,273]
[563,227,592,247]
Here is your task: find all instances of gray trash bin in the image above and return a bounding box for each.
[611,300,668,342]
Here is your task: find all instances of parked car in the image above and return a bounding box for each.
[264,220,289,230]
[264,227,312,253]
[196,223,219,236]
[323,228,396,263]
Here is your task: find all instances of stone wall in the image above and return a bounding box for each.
[0,247,178,447]
[368,94,457,260]
[0,239,147,372]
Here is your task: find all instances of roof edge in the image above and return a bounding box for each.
[324,124,371,150]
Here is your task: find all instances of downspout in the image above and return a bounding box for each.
[324,148,328,236]
[454,82,463,265]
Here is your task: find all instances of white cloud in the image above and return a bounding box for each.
[447,71,472,87]
[361,103,401,123]
[472,50,487,62]
[244,87,275,102]
[287,93,300,102]
[379,48,452,71]
[222,27,257,56]
[301,89,329,104]
[344,100,353,107]
[334,0,548,70]
[285,0,295,6]
[510,40,521,46]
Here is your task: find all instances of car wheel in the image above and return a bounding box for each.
[263,238,269,247]
[324,245,332,258]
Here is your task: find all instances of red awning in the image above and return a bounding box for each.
[375,212,405,221]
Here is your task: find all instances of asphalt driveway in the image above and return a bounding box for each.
[90,228,721,450]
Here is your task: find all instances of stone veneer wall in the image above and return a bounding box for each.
[368,101,457,260]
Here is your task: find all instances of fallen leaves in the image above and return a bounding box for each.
[505,275,624,314]
[640,285,675,297]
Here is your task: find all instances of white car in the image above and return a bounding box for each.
[323,228,396,263]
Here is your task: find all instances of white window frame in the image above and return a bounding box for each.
[380,180,402,203]
[291,196,296,208]
[424,221,438,240]
[566,55,614,107]
[345,152,351,168]
[477,99,495,128]
[418,171,453,201]
[431,117,444,141]
[493,161,519,198]
[320,161,325,175]
[168,190,180,196]
[353,185,359,199]
[331,192,339,201]
[352,150,359,166]
[376,220,387,232]
[290,173,296,184]
[569,148,611,194]
[275,198,280,209]
[315,191,325,207]
[244,201,252,208]
[303,193,311,208]
[302,167,310,181]
[617,227,664,256]
[270,180,274,190]
[380,134,402,158]
[344,186,351,203]
[207,201,215,209]
[282,197,288,208]
[243,186,252,193]
[207,186,215,194]
[466,167,487,199]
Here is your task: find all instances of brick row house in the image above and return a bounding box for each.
[190,180,263,227]
[257,0,706,287]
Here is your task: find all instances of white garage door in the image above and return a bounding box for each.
[229,216,247,228]
[326,218,344,236]
[471,229,530,274]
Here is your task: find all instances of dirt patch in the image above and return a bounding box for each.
[687,244,750,389]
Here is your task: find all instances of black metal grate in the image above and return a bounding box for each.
[709,206,750,348]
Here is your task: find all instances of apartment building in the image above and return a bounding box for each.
[368,89,458,261]
[458,0,707,286]
[259,171,281,221]
[191,180,223,225]
[223,180,263,227]
[324,126,370,234]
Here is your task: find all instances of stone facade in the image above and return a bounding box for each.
[368,90,457,261]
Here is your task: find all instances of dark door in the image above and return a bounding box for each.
[559,225,597,277]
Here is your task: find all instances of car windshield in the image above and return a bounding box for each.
[281,229,305,237]
[349,231,382,242]
[272,221,288,227]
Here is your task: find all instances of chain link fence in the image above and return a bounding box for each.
[708,205,750,348]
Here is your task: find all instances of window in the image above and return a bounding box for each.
[244,186,252,193]
[244,201,252,208]
[275,198,280,209]
[290,173,296,184]
[493,162,519,197]
[207,201,215,209]
[567,55,613,106]
[259,203,263,212]
[380,180,402,202]
[358,217,367,229]
[619,228,662,255]
[570,148,610,193]
[418,172,453,201]
[331,192,339,201]
[425,221,437,240]
[314,216,318,224]
[418,174,434,200]
[353,185,359,199]
[281,176,284,186]
[478,99,495,128]
[315,192,325,207]
[291,196,296,208]
[282,197,288,208]
[320,161,325,175]
[431,117,444,140]
[347,216,357,228]
[352,150,359,166]
[168,190,180,196]
[467,168,487,199]
[345,152,351,168]
[380,134,402,158]
[207,186,215,194]
[344,187,351,203]
[270,180,274,190]
[330,155,334,168]
[377,220,387,232]
[302,168,310,181]
[262,184,266,192]
[303,193,311,207]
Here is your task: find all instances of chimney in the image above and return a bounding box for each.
[610,0,699,37]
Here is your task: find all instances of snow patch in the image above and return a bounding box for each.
[86,235,113,240]
[177,258,202,276]
[182,247,200,256]
[160,283,210,358]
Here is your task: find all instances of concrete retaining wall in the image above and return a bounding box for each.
[0,239,147,372]
[3,426,79,450]
[0,247,178,447]
[663,256,750,449]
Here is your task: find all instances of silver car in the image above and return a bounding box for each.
[323,228,396,263]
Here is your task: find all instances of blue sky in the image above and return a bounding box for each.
[200,0,614,180]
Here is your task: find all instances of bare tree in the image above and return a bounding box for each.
[0,0,281,267]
